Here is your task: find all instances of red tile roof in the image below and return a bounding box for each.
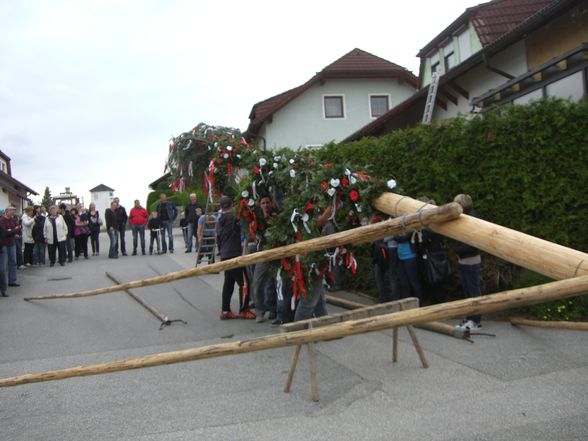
[418,0,555,56]
[472,0,555,46]
[246,48,417,137]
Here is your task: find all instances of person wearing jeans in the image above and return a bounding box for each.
[32,206,46,265]
[452,194,483,330]
[0,206,21,287]
[114,197,128,256]
[294,274,328,321]
[155,193,178,254]
[105,201,119,259]
[395,232,423,301]
[129,199,148,255]
[184,193,202,252]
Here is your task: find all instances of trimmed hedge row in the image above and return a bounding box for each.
[318,99,588,318]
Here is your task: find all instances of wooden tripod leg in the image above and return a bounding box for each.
[398,303,428,368]
[405,325,429,368]
[284,344,302,393]
[307,342,320,402]
[392,327,399,363]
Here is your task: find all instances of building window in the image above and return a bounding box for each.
[513,88,543,105]
[444,50,456,71]
[430,52,440,75]
[0,160,6,173]
[457,29,472,61]
[323,95,345,118]
[370,95,390,118]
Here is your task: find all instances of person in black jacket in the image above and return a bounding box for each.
[147,211,162,255]
[184,193,202,252]
[32,206,47,265]
[114,197,128,256]
[452,194,483,330]
[105,201,119,259]
[216,196,254,320]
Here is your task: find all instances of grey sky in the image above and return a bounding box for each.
[0,0,479,208]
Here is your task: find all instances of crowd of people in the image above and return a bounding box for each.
[0,192,482,331]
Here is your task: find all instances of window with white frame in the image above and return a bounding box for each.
[323,95,345,119]
[0,160,6,173]
[370,95,390,118]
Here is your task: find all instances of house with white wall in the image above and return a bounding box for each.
[0,150,38,213]
[345,0,587,141]
[245,48,418,149]
[89,184,115,226]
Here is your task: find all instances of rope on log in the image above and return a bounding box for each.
[23,202,462,301]
[374,193,588,281]
[3,274,588,388]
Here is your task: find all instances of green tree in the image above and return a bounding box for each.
[41,186,52,208]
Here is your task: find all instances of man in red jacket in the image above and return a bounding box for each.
[129,199,149,256]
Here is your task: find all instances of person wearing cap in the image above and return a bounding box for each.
[0,206,22,287]
[216,195,255,320]
[155,193,178,254]
[44,205,68,266]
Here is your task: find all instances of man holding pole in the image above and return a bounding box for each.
[216,196,255,320]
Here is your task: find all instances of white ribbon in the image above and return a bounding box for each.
[183,139,193,150]
[188,160,193,177]
[252,180,258,200]
[301,213,311,234]
[276,268,283,302]
[290,209,299,232]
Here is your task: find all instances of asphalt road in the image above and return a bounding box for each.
[1,230,587,440]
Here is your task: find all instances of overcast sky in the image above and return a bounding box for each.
[0,0,480,208]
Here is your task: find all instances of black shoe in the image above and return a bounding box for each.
[8,283,19,287]
[60,263,65,266]
[185,249,191,253]
[271,319,284,326]
[132,251,137,256]
[268,311,277,320]
[170,250,174,254]
[122,252,128,256]
[142,250,146,255]
[1,292,8,297]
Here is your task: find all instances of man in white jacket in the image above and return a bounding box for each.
[43,205,68,267]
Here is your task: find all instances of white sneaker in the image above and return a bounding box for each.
[459,319,482,331]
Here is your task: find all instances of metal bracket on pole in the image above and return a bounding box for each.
[105,272,187,330]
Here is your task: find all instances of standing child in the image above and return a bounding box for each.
[148,211,162,255]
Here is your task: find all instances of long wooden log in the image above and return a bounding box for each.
[3,275,588,388]
[374,193,588,281]
[324,295,471,341]
[24,203,462,301]
[510,317,588,331]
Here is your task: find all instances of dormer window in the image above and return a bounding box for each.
[430,52,440,75]
[0,159,7,174]
[444,49,456,71]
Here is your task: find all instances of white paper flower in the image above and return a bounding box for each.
[274,155,281,161]
[226,145,233,151]
[330,178,340,188]
[387,179,397,190]
[289,158,295,165]
[241,190,249,198]
[273,163,278,169]
[301,213,309,222]
[223,153,229,159]
[259,158,267,167]
[327,188,336,197]
[248,199,255,207]
[356,203,363,212]
[236,154,241,159]
[214,142,219,147]
[350,176,357,185]
[289,169,296,178]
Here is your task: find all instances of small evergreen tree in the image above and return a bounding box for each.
[41,186,52,208]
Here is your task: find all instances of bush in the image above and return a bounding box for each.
[318,99,588,319]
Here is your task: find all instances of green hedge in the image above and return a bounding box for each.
[145,186,207,214]
[318,99,588,319]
